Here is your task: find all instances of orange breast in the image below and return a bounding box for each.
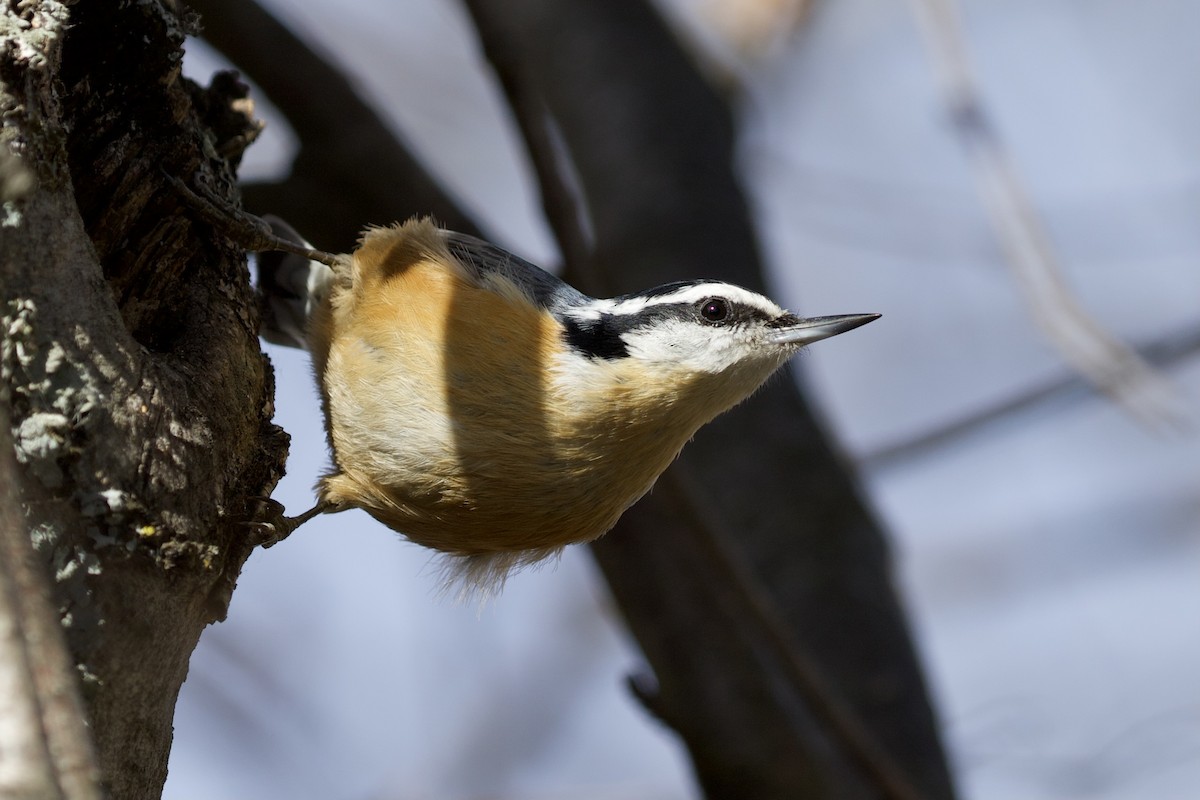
[314,224,631,555]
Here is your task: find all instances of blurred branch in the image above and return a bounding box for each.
[463,0,954,797]
[865,321,1200,471]
[0,415,102,800]
[910,0,1190,431]
[187,0,480,249]
[465,25,594,274]
[191,0,955,795]
[661,465,927,800]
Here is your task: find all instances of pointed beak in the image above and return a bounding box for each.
[767,313,881,346]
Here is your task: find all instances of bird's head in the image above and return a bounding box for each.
[561,280,878,393]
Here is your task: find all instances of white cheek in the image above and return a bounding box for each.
[622,323,740,373]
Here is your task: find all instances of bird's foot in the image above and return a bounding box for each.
[243,496,331,548]
[163,170,339,266]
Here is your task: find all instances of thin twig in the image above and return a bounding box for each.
[909,0,1191,431]
[460,4,596,282]
[865,321,1200,471]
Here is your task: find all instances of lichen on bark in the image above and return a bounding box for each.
[1,1,290,796]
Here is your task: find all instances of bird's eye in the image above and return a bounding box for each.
[699,298,731,323]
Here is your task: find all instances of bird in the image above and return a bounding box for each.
[249,215,878,592]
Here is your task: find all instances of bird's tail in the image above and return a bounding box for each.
[255,215,334,350]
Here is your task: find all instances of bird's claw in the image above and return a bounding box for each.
[242,495,298,548]
[241,496,331,548]
[163,170,340,266]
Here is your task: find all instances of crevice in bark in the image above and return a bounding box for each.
[3,2,291,796]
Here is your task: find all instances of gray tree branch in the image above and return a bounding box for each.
[909,0,1189,430]
[461,1,956,797]
[186,0,481,249]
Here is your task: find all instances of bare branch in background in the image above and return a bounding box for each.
[186,0,480,249]
[192,0,956,795]
[660,466,928,800]
[463,0,955,797]
[465,28,594,275]
[910,0,1191,431]
[866,321,1200,471]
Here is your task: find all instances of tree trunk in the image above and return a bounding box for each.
[1,2,286,796]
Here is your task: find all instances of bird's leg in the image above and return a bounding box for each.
[163,171,340,267]
[243,497,335,547]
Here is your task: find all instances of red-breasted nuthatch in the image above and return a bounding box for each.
[255,217,878,591]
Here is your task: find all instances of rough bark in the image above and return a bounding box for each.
[1,2,287,797]
[0,409,100,800]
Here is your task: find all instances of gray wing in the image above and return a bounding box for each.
[442,231,591,312]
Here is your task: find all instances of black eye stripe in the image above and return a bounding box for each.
[562,297,777,359]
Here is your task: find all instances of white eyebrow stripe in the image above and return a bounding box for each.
[572,283,785,320]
